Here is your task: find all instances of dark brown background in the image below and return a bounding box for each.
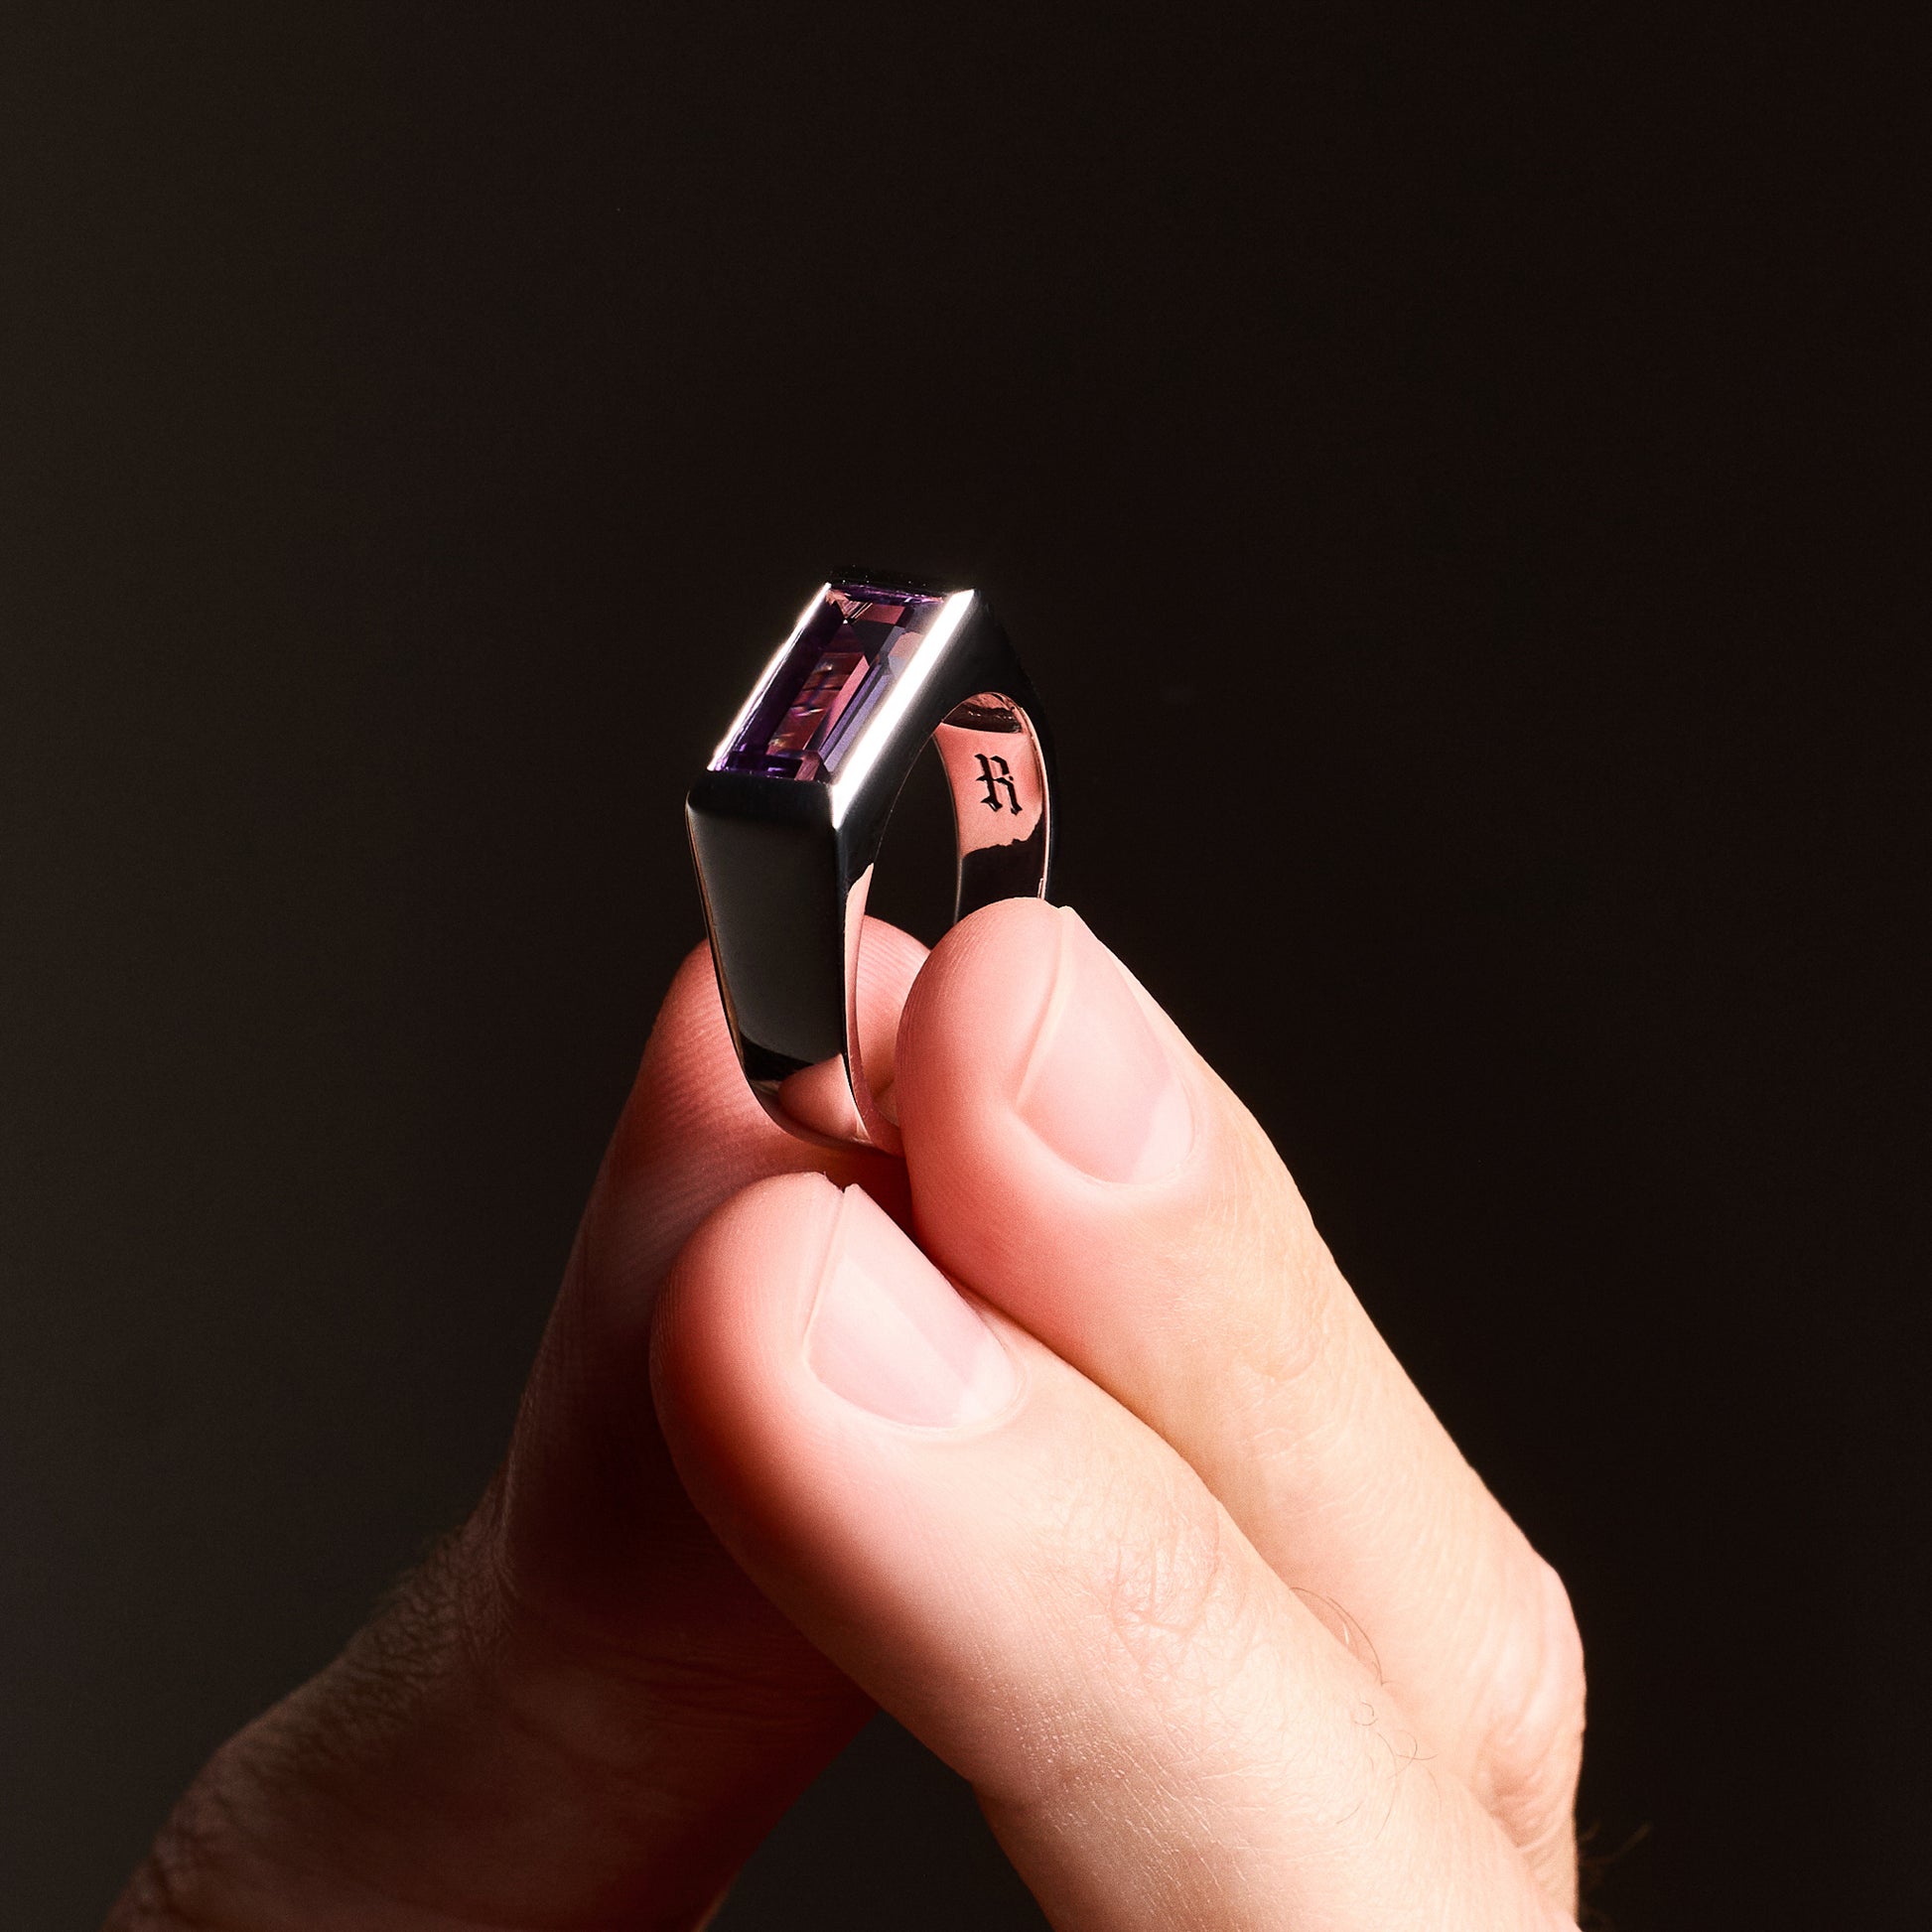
[1,7,1916,1927]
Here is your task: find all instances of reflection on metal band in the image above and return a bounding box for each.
[935,692,1051,921]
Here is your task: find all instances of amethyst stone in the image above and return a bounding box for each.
[716,583,948,781]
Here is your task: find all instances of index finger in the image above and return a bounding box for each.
[112,919,927,1932]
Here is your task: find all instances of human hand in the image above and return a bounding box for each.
[110,903,1583,1929]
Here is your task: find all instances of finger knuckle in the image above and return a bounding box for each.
[107,1754,276,1932]
[1473,1557,1587,1853]
[1080,1457,1260,1699]
[110,1835,227,1931]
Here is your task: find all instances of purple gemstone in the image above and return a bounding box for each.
[716,583,949,780]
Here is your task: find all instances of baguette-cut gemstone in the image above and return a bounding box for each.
[717,583,949,781]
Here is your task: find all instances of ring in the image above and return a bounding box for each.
[687,575,1056,1152]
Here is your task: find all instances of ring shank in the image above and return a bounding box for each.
[818,692,1051,1151]
[935,692,1052,920]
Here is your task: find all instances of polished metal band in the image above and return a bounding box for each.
[687,579,1054,1152]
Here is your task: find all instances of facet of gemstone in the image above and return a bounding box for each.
[716,583,949,781]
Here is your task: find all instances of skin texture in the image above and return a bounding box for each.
[107,904,1584,1931]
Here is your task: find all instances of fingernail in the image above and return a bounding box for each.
[1015,908,1194,1182]
[805,1186,1018,1427]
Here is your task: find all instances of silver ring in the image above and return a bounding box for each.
[687,576,1056,1152]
